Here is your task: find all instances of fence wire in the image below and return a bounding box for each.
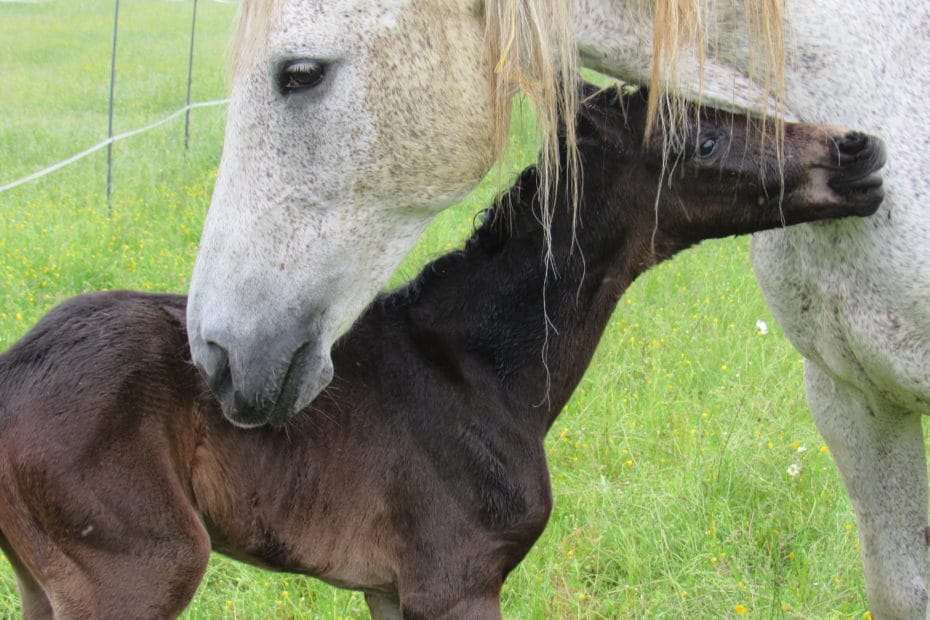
[1,0,233,197]
[0,99,230,196]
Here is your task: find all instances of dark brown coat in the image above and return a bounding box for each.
[0,85,884,619]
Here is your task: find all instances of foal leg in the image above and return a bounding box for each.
[0,533,52,620]
[429,593,503,620]
[0,470,212,619]
[805,362,929,619]
[399,583,503,620]
[364,593,403,620]
[43,523,212,619]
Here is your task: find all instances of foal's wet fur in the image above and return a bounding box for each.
[0,86,884,618]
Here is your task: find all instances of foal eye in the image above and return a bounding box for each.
[697,136,718,159]
[278,60,326,95]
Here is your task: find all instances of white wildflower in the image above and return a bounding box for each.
[796,445,808,453]
[787,463,802,477]
[755,319,769,335]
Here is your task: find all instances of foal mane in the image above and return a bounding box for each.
[380,172,540,312]
[381,84,622,310]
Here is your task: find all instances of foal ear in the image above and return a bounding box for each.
[577,85,633,154]
[158,300,188,329]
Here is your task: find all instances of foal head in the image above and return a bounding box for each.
[583,88,884,256]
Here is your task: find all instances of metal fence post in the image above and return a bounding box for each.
[184,0,199,150]
[106,0,121,213]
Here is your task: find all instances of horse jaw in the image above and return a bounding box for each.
[188,0,493,427]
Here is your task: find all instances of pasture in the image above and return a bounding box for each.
[0,2,900,617]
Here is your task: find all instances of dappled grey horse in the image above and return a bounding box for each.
[187,1,930,616]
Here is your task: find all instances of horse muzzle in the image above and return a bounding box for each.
[193,331,333,429]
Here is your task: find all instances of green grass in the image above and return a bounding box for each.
[0,2,905,618]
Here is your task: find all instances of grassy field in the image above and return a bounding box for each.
[0,2,902,618]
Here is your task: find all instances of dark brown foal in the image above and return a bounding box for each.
[0,84,885,618]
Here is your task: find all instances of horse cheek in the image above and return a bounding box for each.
[361,3,494,209]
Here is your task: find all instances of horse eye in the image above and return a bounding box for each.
[278,60,326,95]
[697,136,718,159]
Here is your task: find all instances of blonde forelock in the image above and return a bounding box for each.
[230,0,279,74]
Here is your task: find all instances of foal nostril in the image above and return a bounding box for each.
[835,132,886,170]
[838,131,870,159]
[199,341,233,400]
[830,132,886,189]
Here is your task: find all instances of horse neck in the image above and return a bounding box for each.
[573,0,786,117]
[393,142,661,430]
[573,0,655,85]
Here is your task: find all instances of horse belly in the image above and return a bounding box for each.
[751,202,930,412]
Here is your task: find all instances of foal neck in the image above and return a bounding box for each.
[381,89,655,429]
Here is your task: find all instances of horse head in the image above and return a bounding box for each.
[187,0,498,427]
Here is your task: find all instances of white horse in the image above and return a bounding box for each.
[187,1,930,616]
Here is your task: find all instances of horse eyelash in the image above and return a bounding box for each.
[288,62,317,73]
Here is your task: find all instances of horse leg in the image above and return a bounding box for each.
[0,532,52,620]
[364,592,403,620]
[399,596,502,620]
[805,362,929,619]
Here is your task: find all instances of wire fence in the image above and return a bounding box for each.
[0,99,229,195]
[0,0,236,200]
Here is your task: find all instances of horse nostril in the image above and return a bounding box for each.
[200,341,233,400]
